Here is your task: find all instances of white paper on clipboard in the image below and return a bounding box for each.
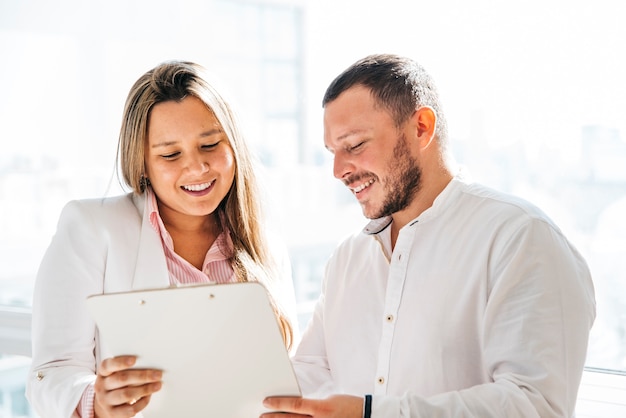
[85,281,301,418]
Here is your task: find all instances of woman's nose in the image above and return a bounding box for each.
[186,155,210,174]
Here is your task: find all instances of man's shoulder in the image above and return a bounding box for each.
[458,181,553,223]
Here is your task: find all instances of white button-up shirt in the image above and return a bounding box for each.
[292,177,596,417]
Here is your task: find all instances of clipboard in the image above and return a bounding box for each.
[85,281,301,418]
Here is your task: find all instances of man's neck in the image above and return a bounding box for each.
[389,161,456,249]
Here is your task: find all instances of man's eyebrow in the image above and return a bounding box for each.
[336,129,366,142]
[325,129,369,152]
[151,128,223,148]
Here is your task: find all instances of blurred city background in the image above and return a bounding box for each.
[1,0,625,416]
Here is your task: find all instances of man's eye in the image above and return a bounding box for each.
[349,142,364,151]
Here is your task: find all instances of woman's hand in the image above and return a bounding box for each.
[94,355,163,418]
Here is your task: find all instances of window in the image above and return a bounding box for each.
[1,0,625,416]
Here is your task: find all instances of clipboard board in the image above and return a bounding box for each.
[85,282,301,417]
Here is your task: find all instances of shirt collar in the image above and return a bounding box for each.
[146,188,171,247]
[363,217,392,235]
[144,187,232,262]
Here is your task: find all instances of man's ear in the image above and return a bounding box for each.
[413,106,437,149]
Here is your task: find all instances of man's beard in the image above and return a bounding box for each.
[373,133,422,219]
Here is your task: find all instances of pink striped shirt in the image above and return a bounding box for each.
[146,189,235,285]
[77,190,235,416]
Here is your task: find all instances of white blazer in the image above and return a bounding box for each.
[26,193,298,417]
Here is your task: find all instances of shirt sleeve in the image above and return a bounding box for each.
[291,263,338,398]
[77,383,95,418]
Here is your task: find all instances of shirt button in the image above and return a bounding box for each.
[377,377,385,384]
[386,314,394,322]
[36,371,44,381]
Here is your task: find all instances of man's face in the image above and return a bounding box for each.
[323,85,422,219]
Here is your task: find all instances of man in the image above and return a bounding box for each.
[262,54,596,417]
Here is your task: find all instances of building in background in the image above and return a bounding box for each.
[2,0,626,416]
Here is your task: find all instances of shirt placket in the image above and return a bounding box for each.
[373,223,415,394]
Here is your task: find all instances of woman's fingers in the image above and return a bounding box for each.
[94,356,163,417]
[129,394,152,411]
[98,356,137,377]
[108,380,162,405]
[100,368,163,392]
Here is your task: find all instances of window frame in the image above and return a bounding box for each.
[0,307,32,357]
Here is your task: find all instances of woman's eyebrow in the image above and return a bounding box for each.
[199,128,223,138]
[151,129,223,148]
[151,140,177,148]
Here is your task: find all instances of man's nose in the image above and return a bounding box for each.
[333,152,353,181]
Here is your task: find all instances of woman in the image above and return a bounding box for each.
[26,61,298,417]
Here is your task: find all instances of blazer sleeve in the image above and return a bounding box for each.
[26,199,115,417]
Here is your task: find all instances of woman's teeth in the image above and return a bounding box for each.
[183,182,211,192]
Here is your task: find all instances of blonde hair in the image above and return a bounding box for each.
[117,61,293,349]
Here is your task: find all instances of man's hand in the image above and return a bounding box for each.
[261,394,364,418]
[94,355,163,418]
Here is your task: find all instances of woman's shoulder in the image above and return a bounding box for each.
[44,193,146,259]
[59,193,143,224]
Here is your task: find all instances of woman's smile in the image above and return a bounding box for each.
[182,180,214,194]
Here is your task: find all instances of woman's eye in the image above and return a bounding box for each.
[161,152,180,160]
[201,142,219,150]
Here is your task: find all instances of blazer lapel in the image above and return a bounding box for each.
[131,193,170,290]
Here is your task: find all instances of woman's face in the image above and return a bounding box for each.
[144,95,236,226]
